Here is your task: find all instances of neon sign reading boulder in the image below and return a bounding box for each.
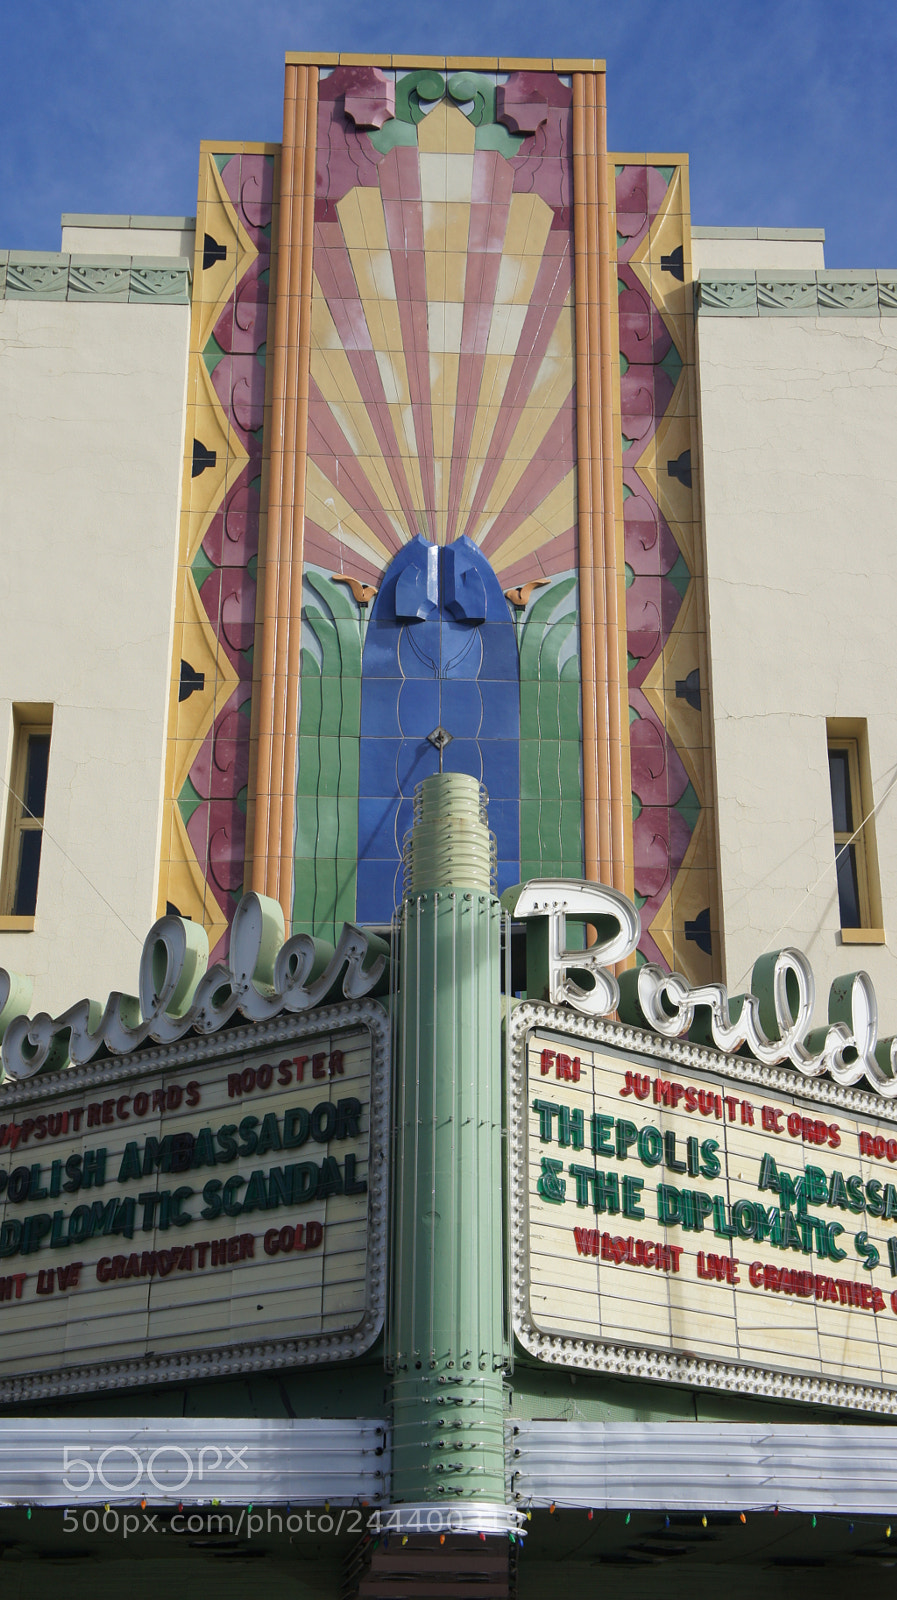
[504,879,897,1098]
[0,895,388,1082]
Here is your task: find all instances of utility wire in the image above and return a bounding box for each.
[0,771,145,948]
[734,763,897,992]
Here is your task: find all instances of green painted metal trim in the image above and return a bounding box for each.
[391,829,506,1500]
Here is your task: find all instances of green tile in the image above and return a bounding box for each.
[67,263,130,301]
[298,673,322,734]
[336,797,359,856]
[519,741,540,800]
[203,332,227,377]
[338,734,360,796]
[61,212,129,227]
[340,675,362,730]
[312,868,340,933]
[313,760,342,829]
[538,858,564,879]
[557,683,581,739]
[128,264,190,303]
[556,740,583,796]
[559,801,584,870]
[659,340,683,388]
[294,794,321,854]
[534,684,561,745]
[296,736,321,798]
[667,551,691,600]
[6,260,68,299]
[130,214,194,230]
[333,856,359,927]
[522,798,558,856]
[520,797,545,860]
[675,778,701,831]
[332,619,364,675]
[177,775,203,828]
[519,686,541,743]
[191,546,217,592]
[8,250,68,265]
[320,675,344,731]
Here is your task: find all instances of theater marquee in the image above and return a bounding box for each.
[509,1002,897,1411]
[0,1001,388,1400]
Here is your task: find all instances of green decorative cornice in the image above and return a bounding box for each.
[696,270,897,316]
[0,251,190,304]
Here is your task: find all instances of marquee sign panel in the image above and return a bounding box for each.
[509,1001,897,1410]
[0,1001,388,1401]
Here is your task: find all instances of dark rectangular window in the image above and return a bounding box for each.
[827,725,879,933]
[3,715,52,919]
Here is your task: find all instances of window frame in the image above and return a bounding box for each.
[826,719,884,942]
[1,707,53,925]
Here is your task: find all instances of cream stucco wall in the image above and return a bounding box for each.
[696,312,897,1032]
[60,215,196,260]
[691,228,825,274]
[0,298,189,1013]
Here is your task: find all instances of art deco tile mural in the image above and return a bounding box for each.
[295,66,583,937]
[159,61,720,981]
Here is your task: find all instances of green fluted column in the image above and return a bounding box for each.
[389,773,506,1505]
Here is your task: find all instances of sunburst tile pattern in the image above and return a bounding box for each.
[307,72,577,590]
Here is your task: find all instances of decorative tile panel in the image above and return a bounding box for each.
[158,144,278,958]
[615,159,720,982]
[294,66,583,937]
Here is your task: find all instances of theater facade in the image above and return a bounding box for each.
[2,47,897,1599]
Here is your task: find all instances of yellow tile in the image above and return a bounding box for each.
[446,56,498,70]
[552,58,606,71]
[393,55,446,68]
[499,57,553,70]
[285,51,338,64]
[340,53,391,65]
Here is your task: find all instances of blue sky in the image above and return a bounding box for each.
[2,0,895,267]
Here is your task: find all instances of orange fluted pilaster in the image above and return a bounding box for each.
[251,63,318,918]
[572,69,632,899]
